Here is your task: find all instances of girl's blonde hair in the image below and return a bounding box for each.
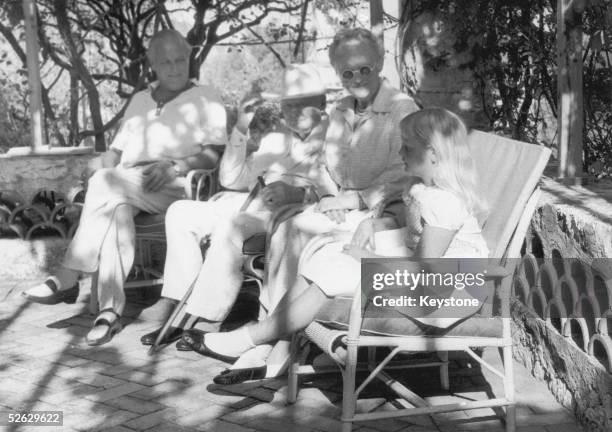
[400,108,487,217]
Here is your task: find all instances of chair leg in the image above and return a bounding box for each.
[341,341,358,432]
[502,345,516,432]
[89,271,99,315]
[287,333,301,404]
[439,351,449,390]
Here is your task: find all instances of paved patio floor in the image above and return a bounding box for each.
[0,279,585,432]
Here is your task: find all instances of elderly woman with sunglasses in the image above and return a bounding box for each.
[195,28,420,383]
[259,27,421,315]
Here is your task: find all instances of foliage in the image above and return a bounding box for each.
[0,0,304,151]
[401,0,612,176]
[582,0,612,177]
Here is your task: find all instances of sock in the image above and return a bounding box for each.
[229,344,272,370]
[205,327,256,358]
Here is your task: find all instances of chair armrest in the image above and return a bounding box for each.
[185,167,218,201]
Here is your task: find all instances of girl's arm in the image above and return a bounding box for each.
[350,216,398,250]
[415,225,456,258]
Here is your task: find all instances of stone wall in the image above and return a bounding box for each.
[0,152,97,204]
[515,177,612,432]
[0,152,97,241]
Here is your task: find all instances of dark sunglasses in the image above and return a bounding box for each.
[340,65,374,80]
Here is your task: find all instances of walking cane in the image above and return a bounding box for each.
[148,278,195,355]
[148,176,267,355]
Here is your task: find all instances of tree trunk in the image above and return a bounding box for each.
[55,0,105,151]
[556,0,584,181]
[68,71,79,147]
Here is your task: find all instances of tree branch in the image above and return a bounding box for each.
[246,26,286,67]
[55,0,105,151]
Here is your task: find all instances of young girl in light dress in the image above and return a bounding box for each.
[194,108,490,362]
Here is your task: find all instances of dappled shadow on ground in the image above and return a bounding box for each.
[0,282,584,432]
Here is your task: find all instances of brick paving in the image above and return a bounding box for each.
[0,279,585,432]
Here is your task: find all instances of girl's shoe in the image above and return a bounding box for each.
[22,277,79,305]
[213,365,267,385]
[86,309,122,346]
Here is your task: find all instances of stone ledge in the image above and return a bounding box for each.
[536,177,612,259]
[1,146,94,157]
[0,152,97,204]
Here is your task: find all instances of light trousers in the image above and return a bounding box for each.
[161,194,272,321]
[259,204,371,314]
[63,166,185,314]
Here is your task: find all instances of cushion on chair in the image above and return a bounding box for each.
[242,232,266,255]
[315,297,503,338]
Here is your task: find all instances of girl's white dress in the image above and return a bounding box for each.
[299,183,489,297]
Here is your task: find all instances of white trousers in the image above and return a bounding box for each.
[161,193,272,321]
[63,166,185,314]
[259,204,371,313]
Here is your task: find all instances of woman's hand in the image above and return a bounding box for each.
[142,161,176,192]
[351,218,376,249]
[315,195,355,212]
[315,196,353,223]
[342,243,378,261]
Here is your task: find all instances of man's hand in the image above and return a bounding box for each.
[351,218,376,249]
[260,181,304,209]
[142,161,176,193]
[235,96,260,135]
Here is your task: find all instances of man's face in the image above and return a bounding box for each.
[333,39,382,102]
[151,41,190,92]
[281,96,323,134]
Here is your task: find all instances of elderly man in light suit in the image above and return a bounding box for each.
[140,64,337,353]
[23,29,228,346]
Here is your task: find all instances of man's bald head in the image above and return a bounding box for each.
[147,29,191,66]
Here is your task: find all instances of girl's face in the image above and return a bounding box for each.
[400,128,436,185]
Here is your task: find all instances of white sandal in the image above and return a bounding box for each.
[86,309,122,346]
